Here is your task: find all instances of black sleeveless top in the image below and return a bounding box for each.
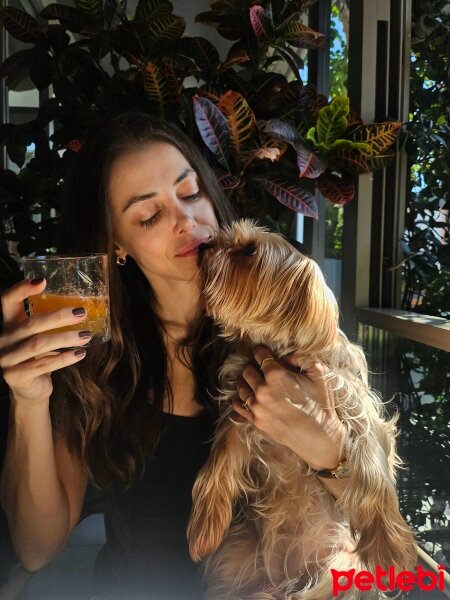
[93,410,216,600]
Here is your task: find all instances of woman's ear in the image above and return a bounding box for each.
[113,242,126,261]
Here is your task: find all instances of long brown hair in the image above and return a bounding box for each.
[51,112,237,489]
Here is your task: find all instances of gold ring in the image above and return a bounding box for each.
[259,357,276,370]
[242,395,253,411]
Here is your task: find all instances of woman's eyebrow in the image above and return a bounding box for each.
[122,168,196,213]
[174,167,196,185]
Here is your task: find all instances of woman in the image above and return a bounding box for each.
[0,113,411,599]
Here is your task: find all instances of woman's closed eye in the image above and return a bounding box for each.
[140,213,161,228]
[139,191,202,228]
[182,191,201,201]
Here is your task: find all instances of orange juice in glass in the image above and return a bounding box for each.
[19,254,110,348]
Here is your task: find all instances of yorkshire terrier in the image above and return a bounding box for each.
[187,219,417,599]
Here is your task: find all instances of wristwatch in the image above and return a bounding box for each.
[314,459,350,480]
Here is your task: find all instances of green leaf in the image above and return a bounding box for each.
[177,37,219,72]
[258,177,318,218]
[307,95,349,150]
[350,121,402,156]
[135,0,173,24]
[193,96,230,169]
[327,138,372,157]
[0,6,44,44]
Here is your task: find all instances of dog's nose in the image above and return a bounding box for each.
[198,242,214,253]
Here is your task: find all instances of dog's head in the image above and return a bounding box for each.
[199,218,339,354]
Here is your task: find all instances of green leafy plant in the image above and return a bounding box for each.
[402,0,450,318]
[0,0,401,263]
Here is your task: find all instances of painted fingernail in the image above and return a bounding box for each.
[74,349,87,357]
[31,277,44,285]
[78,330,92,339]
[72,307,86,317]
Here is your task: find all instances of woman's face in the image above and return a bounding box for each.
[108,141,219,285]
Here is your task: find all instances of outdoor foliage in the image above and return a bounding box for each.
[0,0,401,265]
[360,325,450,567]
[402,0,450,318]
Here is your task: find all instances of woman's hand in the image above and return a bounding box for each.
[0,278,91,405]
[232,346,347,472]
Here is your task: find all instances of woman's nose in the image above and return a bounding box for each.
[173,200,196,232]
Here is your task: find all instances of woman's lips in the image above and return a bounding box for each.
[176,248,200,257]
[176,236,211,257]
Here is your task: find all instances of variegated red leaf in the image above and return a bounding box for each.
[217,171,240,189]
[217,90,256,155]
[318,174,355,205]
[193,95,230,169]
[294,143,327,178]
[258,177,318,218]
[249,5,268,37]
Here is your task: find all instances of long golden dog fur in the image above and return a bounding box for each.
[187,219,417,599]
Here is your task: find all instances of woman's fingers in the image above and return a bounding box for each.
[0,305,88,352]
[2,348,87,396]
[1,278,46,331]
[0,328,92,370]
[253,347,282,378]
[283,352,327,381]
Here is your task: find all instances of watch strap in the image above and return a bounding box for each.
[314,459,350,480]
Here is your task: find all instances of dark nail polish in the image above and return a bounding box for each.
[78,330,92,339]
[72,307,86,317]
[74,349,87,357]
[31,277,44,285]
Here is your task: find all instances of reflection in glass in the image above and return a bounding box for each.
[358,323,450,568]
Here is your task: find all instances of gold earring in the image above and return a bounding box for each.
[116,255,127,266]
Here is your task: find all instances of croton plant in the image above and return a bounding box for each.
[0,0,402,269]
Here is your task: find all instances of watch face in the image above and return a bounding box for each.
[335,463,351,479]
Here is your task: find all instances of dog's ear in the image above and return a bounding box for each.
[283,258,339,355]
[188,421,252,562]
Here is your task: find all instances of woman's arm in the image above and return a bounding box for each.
[1,394,88,571]
[233,348,350,480]
[0,278,91,571]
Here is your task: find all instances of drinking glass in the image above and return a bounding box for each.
[18,253,110,348]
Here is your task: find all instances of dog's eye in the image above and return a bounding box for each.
[243,243,257,256]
